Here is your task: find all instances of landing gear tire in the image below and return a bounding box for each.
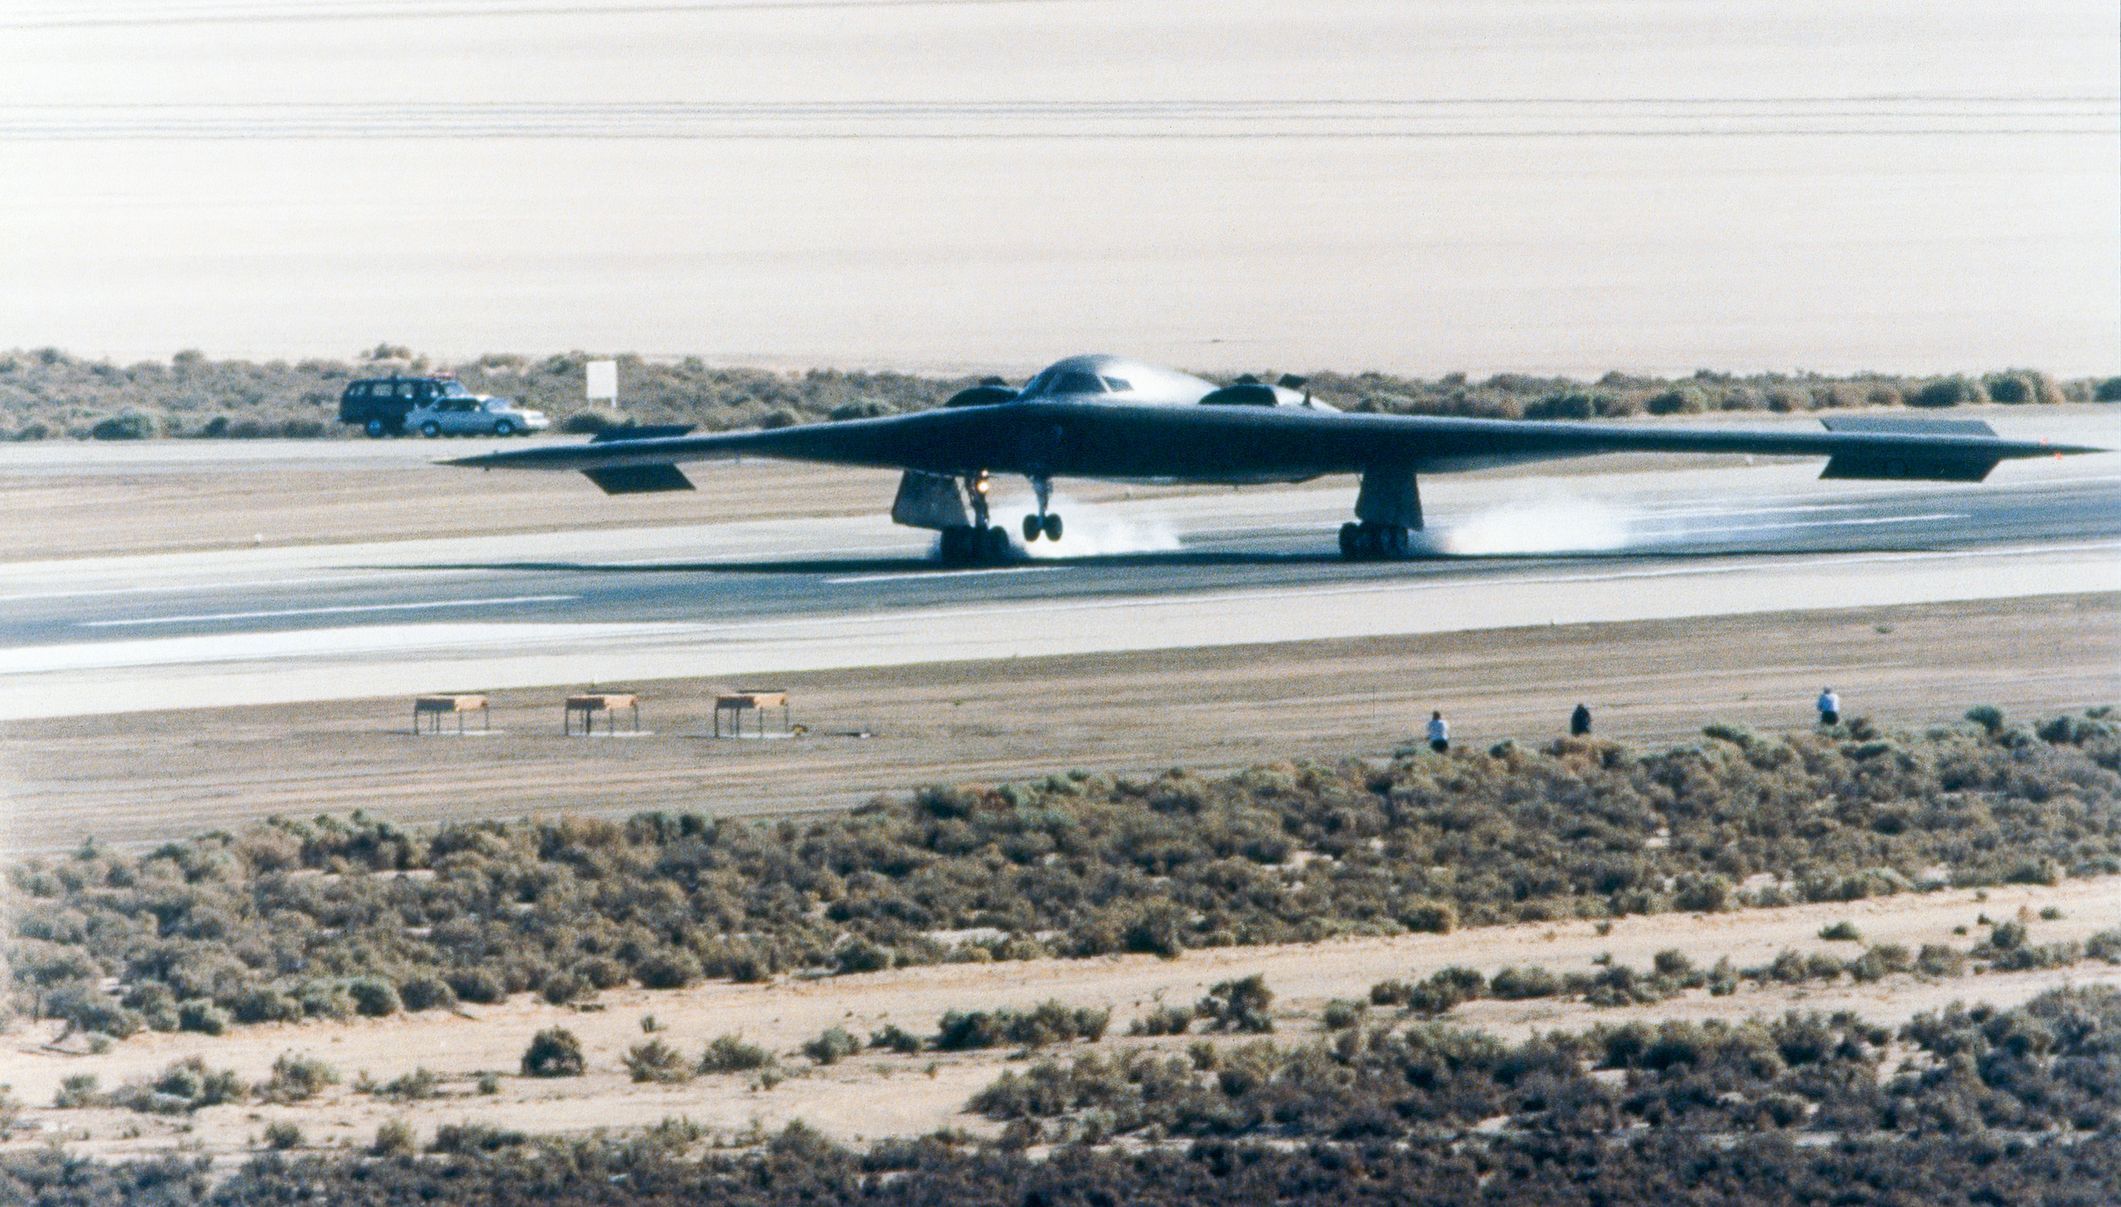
[1023,514,1044,542]
[1339,521,1416,561]
[939,525,1012,565]
[1042,513,1063,541]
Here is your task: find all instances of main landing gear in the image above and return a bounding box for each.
[1020,476,1064,543]
[939,525,1010,564]
[937,472,1013,565]
[1339,521,1415,560]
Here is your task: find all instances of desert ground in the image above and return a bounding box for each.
[4,592,2114,856]
[7,875,2115,1163]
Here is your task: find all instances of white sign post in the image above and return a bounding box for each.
[586,359,618,410]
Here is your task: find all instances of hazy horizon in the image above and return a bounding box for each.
[3,1,2115,377]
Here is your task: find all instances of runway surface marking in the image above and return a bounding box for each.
[0,570,454,605]
[828,566,1064,584]
[77,594,579,628]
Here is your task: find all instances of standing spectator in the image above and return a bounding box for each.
[1426,710,1450,753]
[1816,687,1841,727]
[1570,703,1592,736]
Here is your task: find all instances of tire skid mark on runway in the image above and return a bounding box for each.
[78,593,579,628]
[828,566,1063,584]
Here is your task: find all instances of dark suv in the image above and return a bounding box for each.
[338,374,546,438]
[340,375,449,437]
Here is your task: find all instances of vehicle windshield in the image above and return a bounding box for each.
[434,381,473,399]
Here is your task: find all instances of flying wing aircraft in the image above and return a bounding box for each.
[450,354,2099,563]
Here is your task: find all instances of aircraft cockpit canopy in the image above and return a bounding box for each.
[1024,369,1131,397]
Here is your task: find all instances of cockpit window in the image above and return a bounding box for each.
[1054,371,1106,395]
[1100,377,1131,392]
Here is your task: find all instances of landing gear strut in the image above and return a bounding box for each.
[1339,521,1414,560]
[1021,477,1064,543]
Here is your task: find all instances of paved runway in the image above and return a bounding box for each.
[2,448,2116,719]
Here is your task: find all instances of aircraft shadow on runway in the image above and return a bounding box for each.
[389,542,1953,578]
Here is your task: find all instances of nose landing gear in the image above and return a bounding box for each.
[1021,477,1064,543]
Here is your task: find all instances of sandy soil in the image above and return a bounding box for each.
[5,592,2111,855]
[6,877,2114,1161]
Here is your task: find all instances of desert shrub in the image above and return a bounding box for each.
[230,987,301,1025]
[52,1074,100,1109]
[869,1024,924,1054]
[397,973,455,1012]
[176,999,229,1035]
[257,1054,338,1103]
[1673,873,1735,912]
[1488,965,1563,1000]
[623,1039,692,1084]
[1129,1004,1195,1036]
[834,939,894,974]
[934,1001,1110,1051]
[40,984,143,1039]
[347,977,400,1018]
[1910,377,1983,408]
[429,1122,529,1154]
[1984,370,2061,405]
[89,410,157,440]
[634,950,701,990]
[261,1121,302,1150]
[1402,901,1458,934]
[699,1034,775,1074]
[446,968,507,1005]
[1407,967,1487,1015]
[1646,387,1706,415]
[520,1027,586,1078]
[370,1118,416,1157]
[1965,704,2006,735]
[112,1057,245,1114]
[802,1026,861,1065]
[1320,999,1367,1030]
[1820,921,1863,942]
[539,971,589,1006]
[1197,975,1275,1033]
[376,1067,441,1101]
[1369,979,1414,1007]
[7,711,2117,1042]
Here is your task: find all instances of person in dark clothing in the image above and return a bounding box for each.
[1570,703,1592,736]
[1426,710,1449,753]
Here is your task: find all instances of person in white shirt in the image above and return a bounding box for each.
[1427,710,1450,753]
[1817,688,1841,726]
